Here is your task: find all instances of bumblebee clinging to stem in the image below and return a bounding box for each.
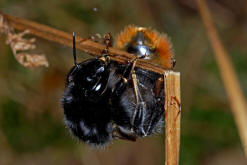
[61,25,174,146]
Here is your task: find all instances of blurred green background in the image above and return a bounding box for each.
[0,0,247,164]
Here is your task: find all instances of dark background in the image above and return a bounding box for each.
[0,0,247,164]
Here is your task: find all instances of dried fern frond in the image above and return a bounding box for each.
[0,14,48,68]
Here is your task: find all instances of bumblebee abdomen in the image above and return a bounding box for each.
[62,92,113,145]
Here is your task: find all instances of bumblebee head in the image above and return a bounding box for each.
[67,33,111,95]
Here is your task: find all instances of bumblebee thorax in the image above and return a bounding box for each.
[126,31,155,59]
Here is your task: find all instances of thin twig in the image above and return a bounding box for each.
[164,71,181,165]
[0,14,49,67]
[1,12,171,74]
[196,0,247,158]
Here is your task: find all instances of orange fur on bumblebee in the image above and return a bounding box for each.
[115,25,175,69]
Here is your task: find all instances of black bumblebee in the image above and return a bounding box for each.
[61,26,173,146]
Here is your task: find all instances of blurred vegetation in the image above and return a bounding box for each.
[0,0,247,164]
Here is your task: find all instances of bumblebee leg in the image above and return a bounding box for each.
[129,60,148,136]
[146,104,164,135]
[154,76,164,97]
[112,124,137,141]
[132,99,147,136]
[112,59,148,136]
[146,76,164,135]
[111,61,133,98]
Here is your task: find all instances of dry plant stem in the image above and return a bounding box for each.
[196,0,247,158]
[0,14,48,67]
[164,71,181,165]
[2,13,169,74]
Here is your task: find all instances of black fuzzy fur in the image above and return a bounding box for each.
[61,59,164,146]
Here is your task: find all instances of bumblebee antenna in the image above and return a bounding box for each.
[73,32,77,66]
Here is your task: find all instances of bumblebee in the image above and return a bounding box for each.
[61,26,174,146]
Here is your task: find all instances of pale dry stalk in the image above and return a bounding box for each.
[196,0,247,158]
[164,72,181,165]
[0,14,48,68]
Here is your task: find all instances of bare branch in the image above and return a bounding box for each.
[1,12,172,74]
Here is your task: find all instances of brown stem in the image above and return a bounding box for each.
[2,13,170,74]
[164,72,181,165]
[196,0,247,158]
